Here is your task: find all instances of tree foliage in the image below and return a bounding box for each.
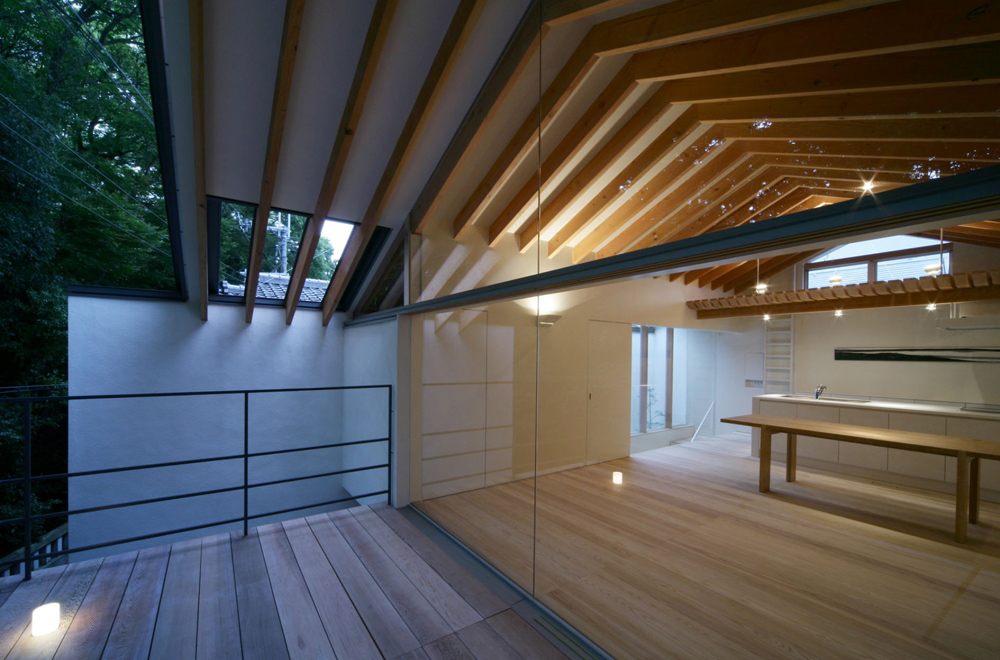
[0,0,175,559]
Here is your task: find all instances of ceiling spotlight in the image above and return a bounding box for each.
[861,180,875,192]
[829,274,842,286]
[835,309,843,317]
[926,303,937,311]
[763,314,771,321]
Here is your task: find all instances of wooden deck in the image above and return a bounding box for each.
[419,437,1000,660]
[0,506,572,660]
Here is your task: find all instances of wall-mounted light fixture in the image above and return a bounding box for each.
[926,303,937,311]
[835,310,843,317]
[538,314,562,326]
[32,603,60,637]
[763,314,771,321]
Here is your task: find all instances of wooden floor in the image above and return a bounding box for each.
[0,505,573,660]
[419,437,1000,660]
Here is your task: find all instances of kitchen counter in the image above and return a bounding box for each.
[755,394,1000,421]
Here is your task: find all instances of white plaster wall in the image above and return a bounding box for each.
[342,320,397,505]
[716,326,766,435]
[67,297,358,558]
[793,305,1000,404]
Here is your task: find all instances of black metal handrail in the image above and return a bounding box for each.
[0,384,393,580]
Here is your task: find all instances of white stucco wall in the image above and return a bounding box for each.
[67,297,392,558]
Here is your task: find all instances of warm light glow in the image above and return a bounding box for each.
[754,282,768,294]
[612,471,623,485]
[926,303,937,311]
[924,263,941,276]
[835,310,843,317]
[32,603,59,637]
[763,314,771,321]
[861,180,875,192]
[829,274,842,286]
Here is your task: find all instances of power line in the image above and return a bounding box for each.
[42,0,154,125]
[0,115,167,231]
[0,90,166,225]
[0,152,171,258]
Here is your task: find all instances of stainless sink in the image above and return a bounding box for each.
[779,394,869,403]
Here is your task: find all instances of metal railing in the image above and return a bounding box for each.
[0,384,392,580]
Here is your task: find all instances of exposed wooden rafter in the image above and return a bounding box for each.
[284,0,398,325]
[321,0,484,325]
[244,0,305,323]
[688,271,1000,319]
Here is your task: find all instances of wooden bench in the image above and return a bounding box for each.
[721,414,1000,542]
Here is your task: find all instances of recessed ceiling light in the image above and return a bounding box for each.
[861,180,875,192]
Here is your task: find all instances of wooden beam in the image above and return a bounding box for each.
[756,154,986,177]
[640,42,1000,98]
[595,155,771,258]
[487,64,642,246]
[574,143,751,262]
[413,0,546,235]
[451,35,595,238]
[631,0,1000,82]
[321,0,483,324]
[548,126,725,258]
[697,261,747,288]
[244,0,305,323]
[284,0,398,324]
[588,0,884,57]
[691,271,1000,319]
[528,105,703,252]
[726,250,822,293]
[913,230,1000,249]
[724,117,1000,142]
[442,0,881,239]
[542,0,634,26]
[188,0,208,321]
[742,139,1000,161]
[699,84,1000,123]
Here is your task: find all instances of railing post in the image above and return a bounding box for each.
[243,392,249,537]
[387,385,393,507]
[22,400,32,581]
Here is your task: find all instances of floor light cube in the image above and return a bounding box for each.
[612,471,623,485]
[32,603,59,637]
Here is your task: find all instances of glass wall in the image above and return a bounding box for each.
[406,1,1000,658]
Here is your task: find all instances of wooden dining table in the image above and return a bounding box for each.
[722,414,1000,542]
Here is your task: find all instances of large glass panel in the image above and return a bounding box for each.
[408,299,537,591]
[806,262,870,288]
[0,0,177,290]
[877,251,951,281]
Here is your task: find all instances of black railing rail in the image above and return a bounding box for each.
[0,384,393,580]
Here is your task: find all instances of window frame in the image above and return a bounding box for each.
[802,243,952,289]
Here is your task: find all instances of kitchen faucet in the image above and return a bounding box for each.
[815,384,827,399]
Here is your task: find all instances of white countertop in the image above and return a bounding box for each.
[755,394,1000,421]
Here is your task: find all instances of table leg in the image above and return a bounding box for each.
[956,451,968,543]
[760,428,772,493]
[786,434,797,483]
[970,457,980,525]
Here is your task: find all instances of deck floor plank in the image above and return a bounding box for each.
[230,530,289,660]
[148,538,201,660]
[330,509,452,645]
[53,551,136,660]
[281,517,382,660]
[197,534,241,660]
[0,566,67,658]
[6,558,102,660]
[306,513,421,659]
[0,506,571,660]
[455,620,524,660]
[353,507,482,631]
[485,610,569,660]
[373,506,508,618]
[256,522,337,660]
[100,545,169,660]
[423,634,478,660]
